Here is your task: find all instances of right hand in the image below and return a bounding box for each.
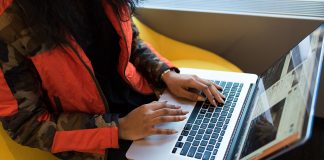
[118,101,189,141]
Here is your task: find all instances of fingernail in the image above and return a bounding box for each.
[174,105,181,109]
[183,111,189,114]
[197,96,205,101]
[212,100,217,106]
[173,130,178,134]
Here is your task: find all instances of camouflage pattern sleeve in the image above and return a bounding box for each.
[0,40,120,159]
[0,5,119,159]
[130,19,180,90]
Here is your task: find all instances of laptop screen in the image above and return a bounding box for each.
[238,25,324,160]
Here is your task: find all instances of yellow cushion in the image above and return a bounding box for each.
[133,18,242,72]
[0,123,58,160]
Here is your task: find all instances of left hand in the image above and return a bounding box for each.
[162,71,225,106]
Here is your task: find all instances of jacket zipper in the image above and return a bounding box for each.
[67,44,110,113]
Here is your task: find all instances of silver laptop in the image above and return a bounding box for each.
[126,24,324,160]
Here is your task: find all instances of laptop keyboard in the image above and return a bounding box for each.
[171,81,243,160]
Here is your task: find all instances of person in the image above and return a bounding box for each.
[0,0,225,159]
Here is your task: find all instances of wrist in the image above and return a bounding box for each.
[161,69,176,83]
[118,117,127,140]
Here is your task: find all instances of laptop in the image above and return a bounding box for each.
[126,24,324,160]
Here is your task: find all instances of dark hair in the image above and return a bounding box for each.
[15,0,139,48]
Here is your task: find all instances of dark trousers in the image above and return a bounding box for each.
[106,140,132,160]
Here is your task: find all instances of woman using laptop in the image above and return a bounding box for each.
[0,0,224,159]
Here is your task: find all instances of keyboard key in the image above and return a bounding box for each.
[211,156,216,160]
[202,104,209,109]
[214,127,221,133]
[192,125,199,130]
[218,136,223,142]
[208,107,214,112]
[180,142,191,156]
[206,129,213,134]
[172,148,177,153]
[195,120,202,125]
[229,108,234,113]
[209,138,216,144]
[181,130,189,136]
[234,98,238,102]
[175,142,183,148]
[197,146,205,153]
[187,102,201,123]
[215,143,221,148]
[208,123,215,129]
[187,136,194,142]
[198,129,205,134]
[213,149,218,155]
[221,112,228,116]
[202,151,212,160]
[215,108,222,113]
[193,140,200,146]
[206,145,214,151]
[187,146,197,157]
[184,124,192,130]
[200,124,207,129]
[223,125,228,130]
[205,113,212,118]
[211,133,219,139]
[220,130,225,136]
[189,130,197,136]
[216,122,224,127]
[203,118,210,123]
[197,114,204,119]
[228,113,232,118]
[212,113,220,118]
[195,152,203,159]
[200,109,207,114]
[203,134,210,140]
[211,118,217,123]
[219,116,226,121]
[195,134,203,140]
[200,140,208,146]
[178,136,183,141]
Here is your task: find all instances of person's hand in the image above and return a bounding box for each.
[118,101,188,140]
[162,71,225,106]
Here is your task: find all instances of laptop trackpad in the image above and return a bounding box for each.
[126,91,196,160]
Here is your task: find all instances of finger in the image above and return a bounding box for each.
[149,102,180,111]
[151,115,186,125]
[185,76,208,91]
[178,89,203,101]
[150,128,178,135]
[213,83,223,91]
[150,108,189,118]
[195,79,218,106]
[210,85,225,105]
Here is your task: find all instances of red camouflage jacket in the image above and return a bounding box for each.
[0,0,176,159]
